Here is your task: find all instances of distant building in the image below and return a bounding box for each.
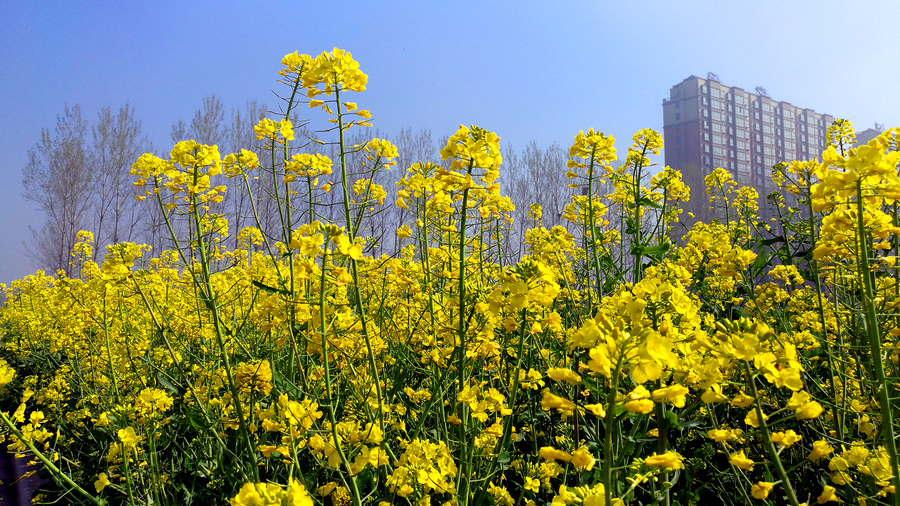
[662,74,833,225]
[855,125,883,145]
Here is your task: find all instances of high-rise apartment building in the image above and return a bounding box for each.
[662,74,833,222]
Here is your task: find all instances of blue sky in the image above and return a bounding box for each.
[1,0,897,284]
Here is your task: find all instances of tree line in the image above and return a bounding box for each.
[23,97,618,275]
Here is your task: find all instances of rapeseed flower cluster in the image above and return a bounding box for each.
[0,49,898,506]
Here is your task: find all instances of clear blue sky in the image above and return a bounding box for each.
[1,0,897,284]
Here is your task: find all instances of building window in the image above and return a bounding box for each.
[676,148,682,155]
[704,145,711,153]
[702,109,709,118]
[703,132,710,141]
[675,102,680,109]
[676,136,682,144]
[675,113,681,121]
[703,121,710,129]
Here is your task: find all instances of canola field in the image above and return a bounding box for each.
[1,49,899,506]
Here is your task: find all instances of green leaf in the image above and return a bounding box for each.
[760,235,785,246]
[252,280,291,295]
[678,419,704,431]
[157,373,180,396]
[637,196,663,209]
[665,410,680,430]
[642,242,671,257]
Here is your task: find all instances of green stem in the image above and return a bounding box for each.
[318,244,362,506]
[604,346,626,505]
[744,362,800,506]
[0,410,106,506]
[654,378,670,506]
[190,186,259,482]
[854,182,900,505]
[455,159,475,506]
[333,87,391,466]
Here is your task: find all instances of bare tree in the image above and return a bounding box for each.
[90,104,150,255]
[22,104,93,273]
[384,127,438,254]
[150,95,228,254]
[223,100,270,249]
[501,141,574,259]
[190,95,227,147]
[170,94,226,146]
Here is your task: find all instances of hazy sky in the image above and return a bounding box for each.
[1,0,897,285]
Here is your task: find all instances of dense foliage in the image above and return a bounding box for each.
[1,49,899,506]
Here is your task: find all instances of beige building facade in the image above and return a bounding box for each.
[662,75,833,223]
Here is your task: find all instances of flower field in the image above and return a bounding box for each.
[1,49,899,506]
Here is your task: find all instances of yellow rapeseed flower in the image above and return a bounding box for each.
[751,481,774,500]
[644,451,685,470]
[728,450,754,471]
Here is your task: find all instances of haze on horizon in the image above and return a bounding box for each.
[1,0,897,285]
